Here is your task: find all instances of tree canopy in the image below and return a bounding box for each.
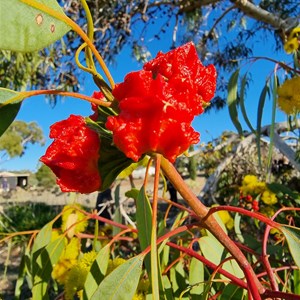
[0,120,44,162]
[0,0,298,108]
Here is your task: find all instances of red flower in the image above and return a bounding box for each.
[106,42,217,162]
[90,91,105,121]
[40,115,101,193]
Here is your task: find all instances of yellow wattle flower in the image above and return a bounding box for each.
[106,257,127,275]
[61,204,88,238]
[284,27,300,54]
[261,190,278,205]
[64,250,97,300]
[52,237,80,284]
[277,76,300,115]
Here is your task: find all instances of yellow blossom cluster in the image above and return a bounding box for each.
[64,251,97,300]
[284,27,300,54]
[52,237,80,284]
[61,204,88,238]
[240,175,278,205]
[277,76,300,115]
[212,205,234,230]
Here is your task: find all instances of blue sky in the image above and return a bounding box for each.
[1,27,290,172]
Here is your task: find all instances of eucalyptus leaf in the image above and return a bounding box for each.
[219,283,244,300]
[32,236,65,300]
[0,0,71,52]
[280,225,300,268]
[0,88,25,136]
[83,245,110,300]
[227,69,243,135]
[90,254,145,300]
[136,186,152,275]
[189,256,204,297]
[256,80,270,168]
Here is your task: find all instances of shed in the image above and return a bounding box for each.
[0,171,30,191]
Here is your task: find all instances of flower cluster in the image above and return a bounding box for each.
[106,42,217,162]
[239,175,278,211]
[40,115,101,193]
[64,251,97,300]
[277,76,300,115]
[41,43,216,193]
[61,204,88,239]
[284,27,300,54]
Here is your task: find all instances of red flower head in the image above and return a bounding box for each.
[106,42,217,162]
[40,115,101,193]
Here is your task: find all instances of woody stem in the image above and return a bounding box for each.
[160,157,265,299]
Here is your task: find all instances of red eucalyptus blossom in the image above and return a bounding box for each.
[106,42,217,162]
[40,115,101,193]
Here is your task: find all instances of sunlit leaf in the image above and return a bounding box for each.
[227,69,243,135]
[90,254,145,300]
[189,256,204,298]
[239,73,255,133]
[118,156,149,179]
[136,186,152,275]
[267,74,278,171]
[0,88,26,136]
[0,0,71,52]
[32,235,65,300]
[83,245,110,300]
[256,80,270,167]
[280,225,300,268]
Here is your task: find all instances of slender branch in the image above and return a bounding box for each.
[230,0,297,32]
[160,157,265,298]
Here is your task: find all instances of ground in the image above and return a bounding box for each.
[0,175,206,299]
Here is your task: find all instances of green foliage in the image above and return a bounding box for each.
[0,203,59,236]
[0,120,44,159]
[0,0,70,52]
[90,254,145,300]
[35,164,56,189]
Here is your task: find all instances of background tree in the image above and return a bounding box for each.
[0,0,298,107]
[35,163,57,189]
[0,120,44,163]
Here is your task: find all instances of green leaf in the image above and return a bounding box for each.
[32,235,65,300]
[98,137,134,190]
[83,245,110,300]
[199,235,243,279]
[294,269,300,295]
[118,156,149,179]
[239,73,255,134]
[0,88,25,136]
[256,80,270,168]
[136,186,152,275]
[90,254,145,300]
[267,74,278,171]
[162,275,174,300]
[199,235,224,266]
[227,69,243,135]
[219,283,244,300]
[234,213,244,243]
[170,260,188,298]
[113,184,122,236]
[267,182,300,201]
[31,221,53,258]
[0,0,71,52]
[280,225,300,268]
[189,256,204,297]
